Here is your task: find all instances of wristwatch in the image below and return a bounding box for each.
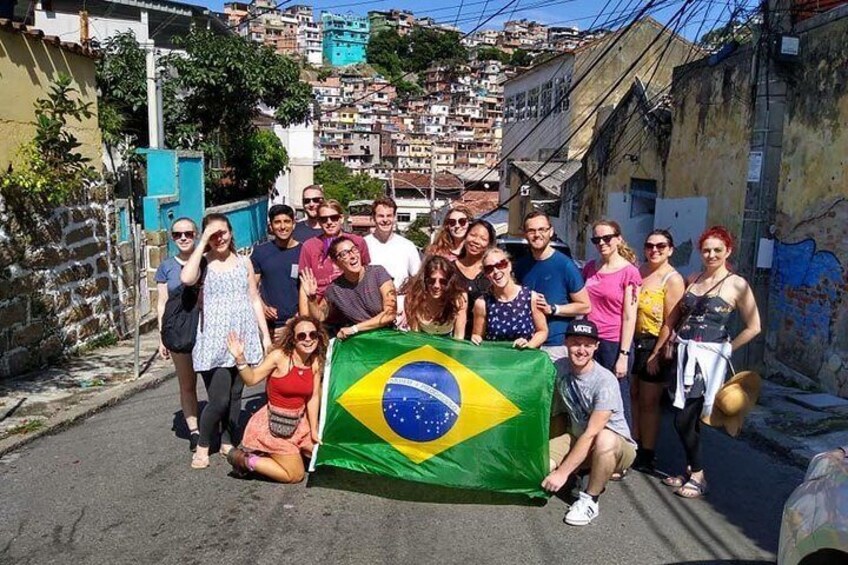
[619,350,630,357]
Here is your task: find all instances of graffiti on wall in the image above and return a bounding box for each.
[768,238,845,380]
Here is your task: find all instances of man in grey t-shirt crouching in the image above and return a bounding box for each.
[542,320,637,526]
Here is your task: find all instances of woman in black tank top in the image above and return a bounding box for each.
[655,226,761,499]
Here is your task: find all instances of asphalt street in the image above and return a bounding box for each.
[0,377,804,565]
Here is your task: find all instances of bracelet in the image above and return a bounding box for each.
[350,325,359,335]
[619,350,630,357]
[551,304,559,316]
[236,362,248,370]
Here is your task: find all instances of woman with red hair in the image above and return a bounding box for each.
[655,226,761,499]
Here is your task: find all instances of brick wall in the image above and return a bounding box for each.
[0,197,134,380]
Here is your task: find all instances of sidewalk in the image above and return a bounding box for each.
[1,331,847,467]
[0,329,173,457]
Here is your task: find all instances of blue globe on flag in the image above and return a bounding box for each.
[382,361,461,442]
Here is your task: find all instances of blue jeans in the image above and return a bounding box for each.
[595,339,634,429]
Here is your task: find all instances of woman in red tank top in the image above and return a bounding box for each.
[226,315,328,483]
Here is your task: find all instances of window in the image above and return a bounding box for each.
[397,213,411,223]
[527,87,539,120]
[630,178,657,217]
[540,80,552,117]
[515,91,526,121]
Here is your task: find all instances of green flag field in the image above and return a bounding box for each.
[311,330,556,498]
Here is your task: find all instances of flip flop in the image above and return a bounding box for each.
[662,475,688,488]
[675,478,708,499]
[610,468,628,481]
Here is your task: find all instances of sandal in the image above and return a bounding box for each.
[675,478,708,499]
[610,468,628,481]
[191,453,209,469]
[663,475,688,488]
[189,431,200,453]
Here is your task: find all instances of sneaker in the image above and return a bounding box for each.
[564,492,599,526]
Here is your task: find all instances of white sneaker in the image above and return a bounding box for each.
[565,491,599,526]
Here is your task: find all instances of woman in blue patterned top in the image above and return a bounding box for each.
[471,248,548,349]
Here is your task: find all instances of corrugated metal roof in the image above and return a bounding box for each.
[511,160,582,197]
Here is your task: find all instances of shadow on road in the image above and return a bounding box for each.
[307,465,547,507]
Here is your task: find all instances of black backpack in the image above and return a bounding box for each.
[161,261,205,353]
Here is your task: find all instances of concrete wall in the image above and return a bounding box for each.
[270,120,314,209]
[0,27,101,172]
[765,13,848,396]
[664,47,754,237]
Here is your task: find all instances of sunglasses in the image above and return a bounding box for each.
[483,258,509,275]
[334,247,359,261]
[644,242,670,251]
[295,330,319,342]
[590,233,619,245]
[427,276,448,286]
[446,217,468,227]
[319,214,341,223]
[304,197,324,205]
[172,231,195,241]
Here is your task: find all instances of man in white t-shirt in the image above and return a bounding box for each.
[364,196,421,289]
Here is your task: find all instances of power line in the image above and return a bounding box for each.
[480,0,699,218]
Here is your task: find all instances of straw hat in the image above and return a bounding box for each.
[702,371,762,437]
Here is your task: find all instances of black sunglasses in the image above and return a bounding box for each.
[644,242,670,251]
[304,197,324,205]
[591,233,619,245]
[319,214,341,223]
[296,330,319,342]
[427,276,448,286]
[172,231,195,240]
[446,217,468,227]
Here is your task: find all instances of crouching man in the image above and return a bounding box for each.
[542,320,637,526]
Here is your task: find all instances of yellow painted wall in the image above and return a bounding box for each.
[664,47,753,236]
[568,18,699,160]
[776,15,848,256]
[0,29,102,172]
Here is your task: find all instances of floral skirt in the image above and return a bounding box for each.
[240,404,314,458]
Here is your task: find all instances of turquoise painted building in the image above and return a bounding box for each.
[322,12,369,67]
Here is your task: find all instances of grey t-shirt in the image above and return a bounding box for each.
[324,265,393,326]
[553,358,635,446]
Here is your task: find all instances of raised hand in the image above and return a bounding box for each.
[226,331,245,361]
[300,267,318,299]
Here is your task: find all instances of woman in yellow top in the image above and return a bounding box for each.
[632,229,685,472]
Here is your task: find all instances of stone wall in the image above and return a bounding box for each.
[0,196,133,380]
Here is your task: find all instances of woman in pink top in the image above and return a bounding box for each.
[582,219,641,430]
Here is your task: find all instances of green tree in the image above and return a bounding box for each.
[476,46,510,65]
[96,32,148,147]
[366,29,407,78]
[405,28,467,73]
[96,30,313,202]
[314,160,385,207]
[509,49,533,67]
[1,74,97,204]
[698,19,755,53]
[403,215,431,249]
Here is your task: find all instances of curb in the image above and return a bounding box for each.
[740,423,813,470]
[0,366,175,458]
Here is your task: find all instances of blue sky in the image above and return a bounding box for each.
[196,0,759,41]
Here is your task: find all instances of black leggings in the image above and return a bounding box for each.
[673,396,705,473]
[198,367,244,449]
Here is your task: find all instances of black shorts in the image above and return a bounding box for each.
[633,336,676,385]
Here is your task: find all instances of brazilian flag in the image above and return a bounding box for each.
[312,329,556,498]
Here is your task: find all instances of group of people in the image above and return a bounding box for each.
[155,183,761,527]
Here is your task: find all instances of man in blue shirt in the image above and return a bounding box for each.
[514,211,591,362]
[251,204,302,340]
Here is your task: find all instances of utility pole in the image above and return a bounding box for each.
[145,40,164,149]
[429,142,436,234]
[738,0,791,368]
